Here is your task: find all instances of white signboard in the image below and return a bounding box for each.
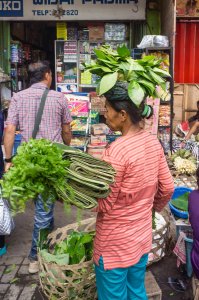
[0,0,146,20]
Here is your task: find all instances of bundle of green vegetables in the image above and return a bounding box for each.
[84,45,171,107]
[55,143,116,209]
[1,139,115,214]
[1,139,72,214]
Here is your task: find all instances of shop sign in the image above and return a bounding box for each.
[0,0,146,20]
[0,0,23,16]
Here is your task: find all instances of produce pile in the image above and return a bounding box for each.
[84,45,171,107]
[40,230,94,266]
[170,149,197,175]
[170,192,190,212]
[1,139,115,214]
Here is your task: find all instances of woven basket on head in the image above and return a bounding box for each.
[38,217,96,300]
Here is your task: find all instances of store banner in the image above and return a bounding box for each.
[0,0,146,20]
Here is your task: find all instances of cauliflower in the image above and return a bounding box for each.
[174,156,197,175]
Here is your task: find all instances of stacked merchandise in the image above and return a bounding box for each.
[87,124,109,159]
[158,105,171,152]
[66,93,90,151]
[56,41,78,93]
[144,98,160,135]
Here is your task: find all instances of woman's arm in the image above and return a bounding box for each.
[153,149,174,212]
[95,148,125,213]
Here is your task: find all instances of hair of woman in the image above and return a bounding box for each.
[104,81,153,124]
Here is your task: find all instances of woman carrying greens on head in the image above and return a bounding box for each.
[85,46,174,299]
[93,82,174,300]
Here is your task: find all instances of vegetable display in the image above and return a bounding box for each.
[170,149,197,175]
[1,139,116,214]
[84,45,171,107]
[171,192,190,212]
[40,230,94,266]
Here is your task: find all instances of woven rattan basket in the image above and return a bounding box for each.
[148,213,170,266]
[38,217,96,300]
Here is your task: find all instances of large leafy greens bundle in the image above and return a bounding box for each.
[84,45,171,107]
[1,139,72,214]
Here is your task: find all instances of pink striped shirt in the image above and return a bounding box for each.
[93,130,174,270]
[6,83,72,143]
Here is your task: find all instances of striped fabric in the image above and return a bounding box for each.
[94,130,174,270]
[6,83,72,143]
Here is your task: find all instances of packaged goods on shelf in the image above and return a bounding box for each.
[70,137,87,148]
[91,123,109,135]
[57,84,78,93]
[159,105,171,126]
[90,94,106,115]
[90,111,99,124]
[90,135,106,146]
[143,51,170,72]
[88,23,104,41]
[66,94,89,117]
[105,23,127,41]
[145,98,160,135]
[87,144,107,160]
[81,70,92,85]
[71,118,87,133]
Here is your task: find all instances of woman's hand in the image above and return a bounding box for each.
[4,162,13,173]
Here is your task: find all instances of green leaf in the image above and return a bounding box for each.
[171,192,190,211]
[149,70,165,84]
[128,81,145,107]
[10,277,19,284]
[152,67,171,77]
[94,49,108,60]
[4,264,16,274]
[137,79,155,95]
[117,45,131,58]
[99,72,118,95]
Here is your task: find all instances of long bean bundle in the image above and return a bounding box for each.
[1,140,116,214]
[54,143,116,209]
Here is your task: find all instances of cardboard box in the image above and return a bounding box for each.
[91,124,109,135]
[90,135,106,146]
[88,24,104,41]
[91,96,106,114]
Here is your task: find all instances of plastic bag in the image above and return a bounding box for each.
[137,35,169,48]
[0,189,15,235]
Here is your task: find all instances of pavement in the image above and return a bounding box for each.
[0,202,95,300]
[0,202,194,300]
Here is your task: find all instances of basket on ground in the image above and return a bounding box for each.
[148,213,170,265]
[38,218,96,300]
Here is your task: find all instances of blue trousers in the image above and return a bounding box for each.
[95,254,148,300]
[29,195,54,260]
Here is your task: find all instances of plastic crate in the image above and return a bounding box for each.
[169,186,193,219]
[13,133,22,155]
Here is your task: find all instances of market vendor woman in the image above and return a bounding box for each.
[94,82,174,300]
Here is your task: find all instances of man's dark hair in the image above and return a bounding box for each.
[28,61,51,85]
